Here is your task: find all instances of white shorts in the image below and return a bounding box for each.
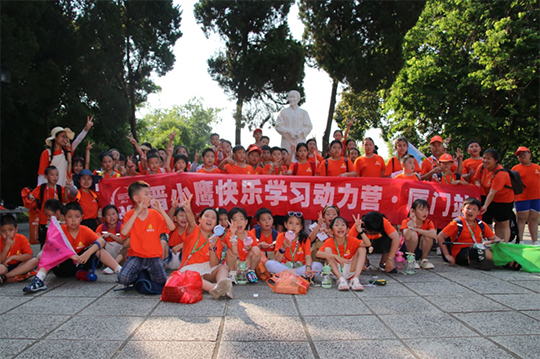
[105,241,123,259]
[341,263,356,280]
[165,252,182,270]
[180,262,219,276]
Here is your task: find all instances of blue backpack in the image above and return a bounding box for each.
[115,270,164,295]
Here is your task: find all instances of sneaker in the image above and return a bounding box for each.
[225,285,234,299]
[23,277,47,293]
[210,278,232,299]
[228,271,238,285]
[349,277,364,291]
[420,259,434,270]
[414,261,420,270]
[246,270,258,283]
[338,277,349,291]
[103,267,114,275]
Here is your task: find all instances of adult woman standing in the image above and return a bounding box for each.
[474,149,514,242]
[512,146,540,244]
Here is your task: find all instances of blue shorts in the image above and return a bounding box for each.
[515,199,540,213]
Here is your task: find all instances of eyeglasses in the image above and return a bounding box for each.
[288,211,303,218]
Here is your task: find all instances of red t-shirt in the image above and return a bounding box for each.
[394,173,419,181]
[473,164,514,203]
[263,164,288,175]
[400,218,435,232]
[31,184,64,225]
[512,163,540,201]
[348,217,397,241]
[224,231,258,261]
[169,226,186,247]
[317,157,354,176]
[289,162,316,176]
[181,225,224,266]
[62,224,99,253]
[355,155,386,177]
[0,233,33,265]
[248,228,275,252]
[384,156,421,177]
[122,209,168,258]
[319,236,362,259]
[274,233,312,264]
[442,216,495,257]
[224,164,254,175]
[463,158,483,183]
[96,222,124,243]
[77,190,99,219]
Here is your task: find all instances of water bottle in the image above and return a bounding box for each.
[405,252,416,275]
[321,264,332,289]
[237,260,248,285]
[395,251,405,271]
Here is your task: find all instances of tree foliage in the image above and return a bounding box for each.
[137,98,221,162]
[194,0,305,144]
[334,89,382,143]
[382,0,539,164]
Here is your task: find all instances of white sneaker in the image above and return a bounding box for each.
[103,267,114,275]
[420,259,435,270]
[414,261,420,270]
[228,271,238,285]
[338,277,349,291]
[210,278,232,299]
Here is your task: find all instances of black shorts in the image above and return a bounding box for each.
[51,248,100,278]
[455,247,470,266]
[7,262,21,272]
[481,197,514,224]
[371,235,392,254]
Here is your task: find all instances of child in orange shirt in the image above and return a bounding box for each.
[260,145,272,167]
[400,199,437,269]
[218,145,254,174]
[249,208,277,255]
[264,147,288,175]
[144,151,167,175]
[435,153,467,185]
[306,138,324,167]
[355,137,385,177]
[173,154,189,173]
[162,199,188,270]
[308,205,340,264]
[96,205,126,274]
[394,155,420,181]
[179,194,232,299]
[94,151,121,179]
[73,169,100,231]
[385,137,421,178]
[265,212,323,277]
[43,199,65,224]
[118,181,175,286]
[349,148,360,164]
[317,140,356,177]
[0,216,39,285]
[24,202,121,293]
[420,135,458,180]
[246,145,264,175]
[288,143,316,176]
[196,148,222,174]
[317,216,371,291]
[225,207,262,283]
[462,140,483,183]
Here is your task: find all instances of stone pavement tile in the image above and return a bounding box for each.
[403,281,476,296]
[483,270,540,281]
[454,311,540,335]
[363,296,443,315]
[513,280,540,293]
[405,337,515,359]
[314,339,415,359]
[17,340,123,359]
[296,297,370,316]
[104,287,163,299]
[48,316,144,341]
[489,335,540,359]
[133,317,221,341]
[296,286,357,298]
[436,271,495,282]
[0,314,69,339]
[0,339,34,359]
[152,299,226,317]
[227,298,298,317]
[389,271,441,283]
[10,296,95,315]
[305,315,396,341]
[380,313,479,339]
[218,341,314,359]
[486,293,540,310]
[423,294,508,313]
[222,316,307,342]
[355,282,417,298]
[79,297,158,316]
[461,280,533,295]
[118,341,216,359]
[232,283,292,299]
[521,310,540,321]
[41,281,118,297]
[0,296,32,314]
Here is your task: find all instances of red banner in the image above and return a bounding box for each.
[97,172,480,229]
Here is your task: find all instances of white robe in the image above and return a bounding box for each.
[275,106,313,150]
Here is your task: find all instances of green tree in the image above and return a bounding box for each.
[194,0,305,144]
[299,0,425,153]
[383,0,539,164]
[137,98,221,162]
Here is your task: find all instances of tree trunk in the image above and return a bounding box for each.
[234,97,243,145]
[322,78,339,155]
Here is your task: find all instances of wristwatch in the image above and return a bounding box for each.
[278,248,286,254]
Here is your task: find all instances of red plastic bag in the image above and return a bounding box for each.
[161,270,203,304]
[266,271,310,295]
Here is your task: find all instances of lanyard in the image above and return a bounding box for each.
[442,173,452,184]
[464,220,478,244]
[334,237,347,271]
[186,232,208,261]
[288,240,299,262]
[273,165,282,175]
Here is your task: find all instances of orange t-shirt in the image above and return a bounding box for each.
[224,164,254,175]
[95,170,121,179]
[169,227,186,247]
[196,167,222,174]
[181,225,224,266]
[384,156,421,177]
[348,217,396,241]
[263,164,288,175]
[274,233,312,264]
[31,184,64,225]
[394,173,419,181]
[249,227,276,252]
[78,190,99,219]
[289,162,316,176]
[96,222,123,243]
[308,154,324,167]
[421,156,457,176]
[251,166,265,175]
[436,171,459,184]
[512,163,540,201]
[317,157,354,176]
[400,218,435,232]
[442,216,495,257]
[355,155,385,177]
[0,233,33,265]
[38,148,68,175]
[62,224,99,253]
[319,236,362,259]
[224,231,258,261]
[473,164,514,203]
[463,158,483,183]
[123,209,168,258]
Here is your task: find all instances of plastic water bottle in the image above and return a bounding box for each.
[405,252,416,275]
[395,251,405,271]
[321,264,332,289]
[237,260,248,285]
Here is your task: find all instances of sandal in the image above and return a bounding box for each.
[504,261,522,271]
[349,277,364,291]
[338,277,349,291]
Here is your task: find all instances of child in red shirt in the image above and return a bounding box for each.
[74,169,100,230]
[288,143,316,176]
[355,137,385,177]
[462,140,483,183]
[394,154,420,181]
[162,201,188,270]
[385,137,421,178]
[249,208,277,255]
[309,205,340,264]
[96,205,126,274]
[317,140,356,177]
[94,151,121,179]
[435,153,467,185]
[400,199,437,269]
[196,148,222,174]
[0,216,38,285]
[218,145,254,174]
[306,138,324,167]
[264,147,288,175]
[246,145,264,175]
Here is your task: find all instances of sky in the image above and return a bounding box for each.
[143,0,389,158]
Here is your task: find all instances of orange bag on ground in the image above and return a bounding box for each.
[28,209,40,244]
[161,270,203,304]
[266,271,310,295]
[255,255,271,281]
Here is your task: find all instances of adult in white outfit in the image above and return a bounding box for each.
[275,91,313,152]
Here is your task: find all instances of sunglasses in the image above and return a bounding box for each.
[288,211,303,218]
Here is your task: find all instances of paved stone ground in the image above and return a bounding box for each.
[1,225,539,358]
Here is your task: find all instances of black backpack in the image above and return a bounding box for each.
[480,166,525,195]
